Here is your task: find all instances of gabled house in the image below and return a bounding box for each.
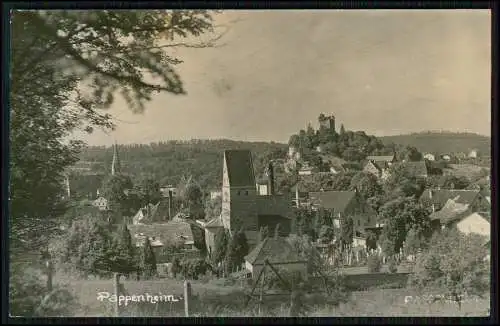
[366,155,396,166]
[430,201,490,238]
[419,189,484,213]
[128,220,199,264]
[308,190,376,237]
[210,190,222,200]
[92,196,109,211]
[298,162,317,176]
[132,200,171,224]
[423,153,436,161]
[244,237,307,279]
[363,156,394,181]
[468,149,479,158]
[399,161,429,179]
[198,216,224,258]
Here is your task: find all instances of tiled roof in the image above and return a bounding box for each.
[429,199,470,224]
[244,237,305,265]
[309,191,357,213]
[128,221,193,247]
[255,195,293,219]
[224,150,256,187]
[204,216,224,228]
[400,161,429,176]
[420,189,480,207]
[366,155,394,162]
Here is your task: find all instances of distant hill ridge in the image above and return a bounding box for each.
[380,131,490,155]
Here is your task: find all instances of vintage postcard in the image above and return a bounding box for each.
[8,8,491,318]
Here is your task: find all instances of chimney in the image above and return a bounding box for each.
[267,161,275,196]
[168,190,173,220]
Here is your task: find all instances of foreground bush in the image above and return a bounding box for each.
[9,264,77,316]
[408,229,490,310]
[367,254,382,273]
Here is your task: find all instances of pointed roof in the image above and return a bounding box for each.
[430,199,471,223]
[309,191,357,213]
[111,142,121,175]
[420,189,480,207]
[204,216,224,228]
[244,237,305,265]
[400,161,429,176]
[224,150,256,187]
[366,155,395,162]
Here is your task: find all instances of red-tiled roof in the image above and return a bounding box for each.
[224,150,256,187]
[244,237,305,265]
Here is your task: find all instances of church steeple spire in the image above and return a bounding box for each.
[111,141,121,176]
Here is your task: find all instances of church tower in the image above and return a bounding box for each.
[221,150,258,235]
[111,142,121,176]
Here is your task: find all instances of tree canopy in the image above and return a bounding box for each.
[10,10,223,251]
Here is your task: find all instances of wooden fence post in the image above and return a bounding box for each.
[45,260,53,292]
[184,280,192,317]
[113,273,120,317]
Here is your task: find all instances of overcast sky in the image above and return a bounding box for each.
[77,9,491,146]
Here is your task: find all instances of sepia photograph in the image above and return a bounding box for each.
[7,8,491,318]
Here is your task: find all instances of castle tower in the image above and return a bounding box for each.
[111,141,121,176]
[221,150,258,235]
[318,114,335,133]
[330,114,336,133]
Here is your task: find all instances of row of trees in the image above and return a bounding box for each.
[52,211,157,279]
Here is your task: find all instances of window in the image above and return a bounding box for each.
[245,191,249,195]
[357,220,361,226]
[237,191,240,195]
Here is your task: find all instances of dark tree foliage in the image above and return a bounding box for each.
[225,229,249,274]
[140,237,157,279]
[10,10,224,252]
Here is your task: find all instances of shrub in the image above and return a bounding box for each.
[388,257,398,274]
[9,264,77,317]
[263,268,304,291]
[180,257,210,280]
[408,229,490,310]
[367,254,382,273]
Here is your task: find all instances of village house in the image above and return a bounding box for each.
[291,180,310,208]
[244,237,307,279]
[399,161,430,179]
[308,190,376,238]
[92,196,109,211]
[429,200,490,238]
[468,149,479,158]
[419,189,485,213]
[287,146,301,161]
[202,150,295,252]
[210,190,222,200]
[256,179,270,196]
[423,153,436,161]
[363,155,395,181]
[441,154,452,161]
[128,220,200,264]
[132,199,171,224]
[160,185,178,198]
[298,161,317,176]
